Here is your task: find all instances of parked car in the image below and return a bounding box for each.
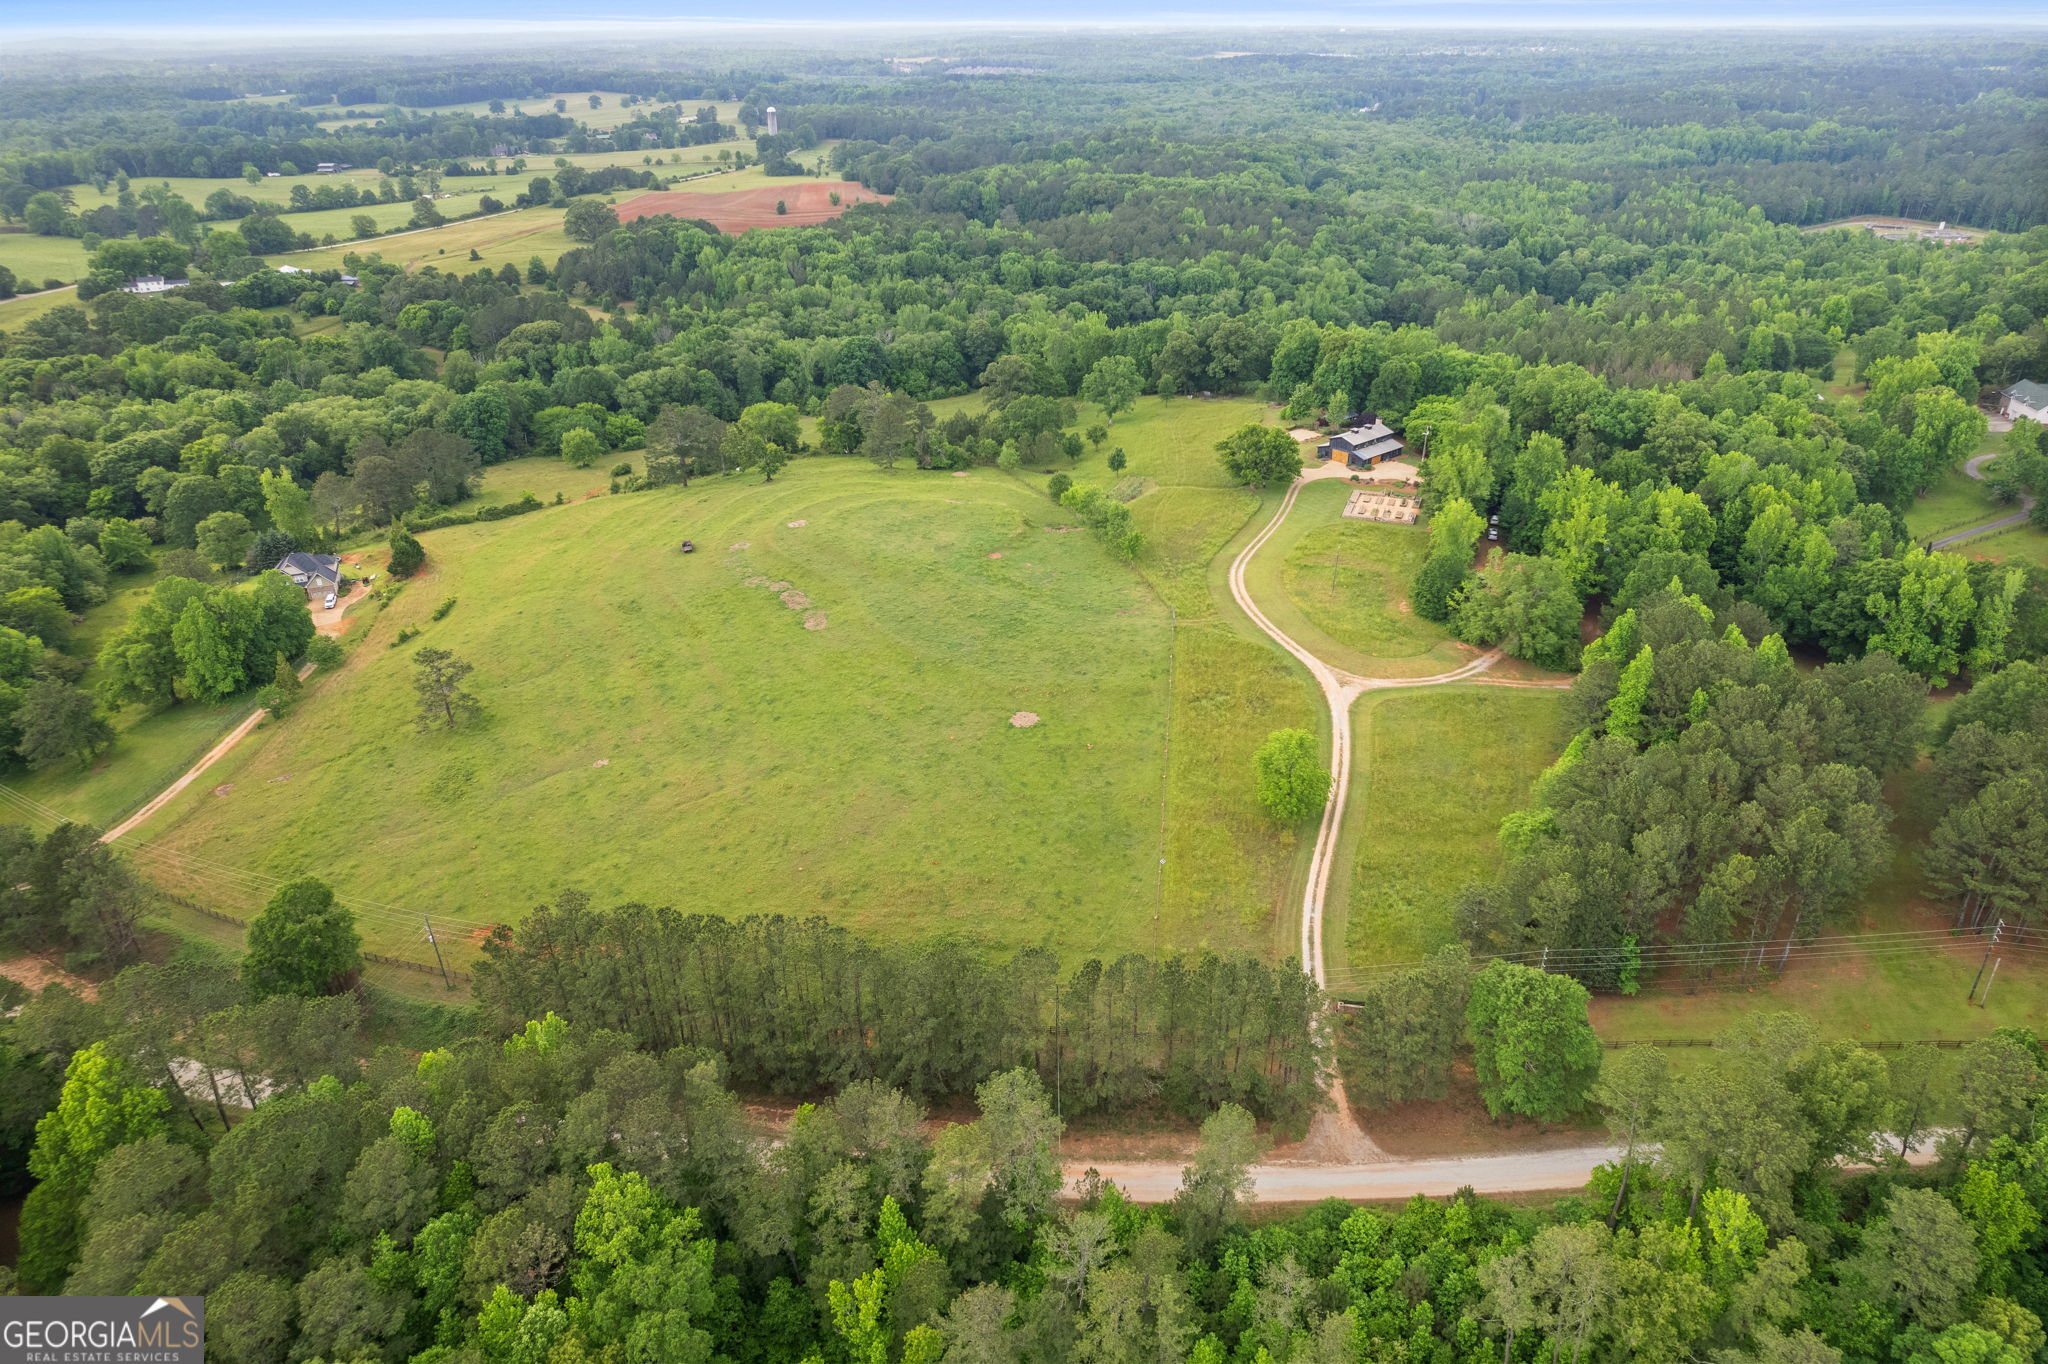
[1486,527,1499,541]
[323,592,337,609]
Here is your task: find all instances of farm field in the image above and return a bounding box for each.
[127,459,1202,969]
[269,204,575,273]
[1904,449,2048,565]
[617,180,890,232]
[915,393,1321,954]
[1,148,759,284]
[0,284,84,333]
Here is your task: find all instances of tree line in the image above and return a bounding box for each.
[472,893,1328,1128]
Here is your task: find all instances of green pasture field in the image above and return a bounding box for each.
[0,286,83,334]
[1008,393,1322,955]
[1326,686,1567,981]
[123,458,1207,969]
[0,232,90,286]
[1248,478,1468,679]
[270,205,575,273]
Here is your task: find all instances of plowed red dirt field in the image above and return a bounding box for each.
[615,181,890,233]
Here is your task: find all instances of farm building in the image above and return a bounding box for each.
[122,276,189,293]
[2001,381,2048,425]
[274,552,343,601]
[1317,418,1405,469]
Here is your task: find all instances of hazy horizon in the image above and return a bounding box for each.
[10,3,2048,42]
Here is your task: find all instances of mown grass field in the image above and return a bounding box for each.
[0,232,89,286]
[1327,686,1567,982]
[1248,478,1469,679]
[1003,394,1323,955]
[126,458,1206,968]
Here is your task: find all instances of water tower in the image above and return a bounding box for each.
[764,106,779,135]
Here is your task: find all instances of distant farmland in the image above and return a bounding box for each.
[616,180,889,233]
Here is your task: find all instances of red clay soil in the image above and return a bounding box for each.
[615,181,890,234]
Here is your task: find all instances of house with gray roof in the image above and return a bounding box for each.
[274,552,343,601]
[1317,417,1405,470]
[1999,381,2048,426]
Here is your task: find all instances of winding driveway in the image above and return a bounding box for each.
[1930,449,2036,550]
[1215,469,1569,1166]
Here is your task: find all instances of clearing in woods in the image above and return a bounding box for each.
[617,181,890,232]
[128,459,1199,969]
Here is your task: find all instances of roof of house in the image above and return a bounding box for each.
[276,552,342,582]
[1322,419,1398,450]
[1349,434,1405,460]
[2005,380,2048,409]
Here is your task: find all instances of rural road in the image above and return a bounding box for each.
[1929,448,2036,550]
[1075,1143,1625,1203]
[1223,465,1569,1165]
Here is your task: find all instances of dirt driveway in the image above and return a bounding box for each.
[310,580,370,636]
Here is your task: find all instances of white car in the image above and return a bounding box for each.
[323,592,337,609]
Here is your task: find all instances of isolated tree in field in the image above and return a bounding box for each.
[243,876,363,999]
[15,1042,169,1292]
[413,646,481,732]
[1217,424,1301,488]
[16,680,113,771]
[563,197,618,243]
[1253,728,1329,822]
[1107,448,1127,473]
[1081,355,1143,425]
[1466,960,1601,1122]
[560,426,604,469]
[386,525,424,578]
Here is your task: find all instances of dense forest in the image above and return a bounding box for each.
[1,926,2045,1363]
[1,29,2046,1363]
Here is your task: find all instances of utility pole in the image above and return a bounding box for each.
[424,914,451,991]
[1979,957,2003,1009]
[1967,921,2002,1003]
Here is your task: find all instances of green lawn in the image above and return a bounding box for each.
[123,459,1204,970]
[0,232,89,287]
[1327,685,1568,984]
[1905,460,2007,540]
[1248,478,1468,678]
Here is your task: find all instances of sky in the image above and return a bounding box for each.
[14,0,2048,35]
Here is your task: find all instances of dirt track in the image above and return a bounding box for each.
[1222,464,1572,1165]
[1074,1143,1626,1203]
